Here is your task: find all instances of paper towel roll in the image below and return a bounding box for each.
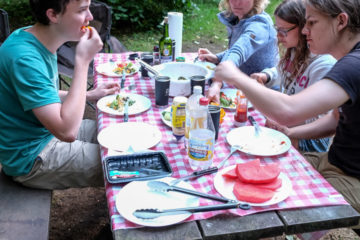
[168,12,183,59]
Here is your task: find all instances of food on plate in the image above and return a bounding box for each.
[113,62,137,75]
[220,91,236,108]
[236,159,280,184]
[222,168,237,179]
[233,181,275,203]
[178,76,187,81]
[107,95,135,112]
[162,111,171,122]
[221,159,283,203]
[206,65,215,70]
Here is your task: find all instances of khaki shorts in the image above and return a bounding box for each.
[303,152,360,220]
[13,119,104,190]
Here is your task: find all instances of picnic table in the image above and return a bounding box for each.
[94,52,360,240]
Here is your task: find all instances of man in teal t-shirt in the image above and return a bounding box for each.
[0,0,119,189]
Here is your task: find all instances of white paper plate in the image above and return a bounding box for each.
[115,177,199,227]
[226,126,291,156]
[214,165,292,206]
[95,61,140,77]
[220,88,253,110]
[160,106,172,128]
[97,93,151,116]
[194,61,216,78]
[97,122,162,151]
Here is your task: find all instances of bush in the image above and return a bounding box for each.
[0,0,198,32]
[102,0,198,32]
[0,0,34,30]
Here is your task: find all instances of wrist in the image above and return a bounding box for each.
[263,72,271,84]
[211,81,223,90]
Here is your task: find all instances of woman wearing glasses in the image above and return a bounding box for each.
[214,0,360,215]
[198,0,278,103]
[250,0,336,153]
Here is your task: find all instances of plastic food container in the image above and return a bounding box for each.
[104,151,173,184]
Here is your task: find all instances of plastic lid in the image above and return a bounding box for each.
[199,97,209,106]
[193,86,202,94]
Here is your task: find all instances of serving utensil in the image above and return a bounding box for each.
[170,145,240,185]
[170,167,218,186]
[136,58,160,77]
[134,181,251,219]
[133,202,250,220]
[147,181,232,202]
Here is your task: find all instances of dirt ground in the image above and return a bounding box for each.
[49,40,360,240]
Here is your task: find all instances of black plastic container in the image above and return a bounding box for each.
[104,151,173,184]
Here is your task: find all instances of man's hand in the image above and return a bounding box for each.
[206,81,222,104]
[87,82,120,102]
[76,27,103,65]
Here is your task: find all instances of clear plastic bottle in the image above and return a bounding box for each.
[188,97,215,170]
[185,86,204,148]
[234,90,248,127]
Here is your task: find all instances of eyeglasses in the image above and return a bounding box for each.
[275,25,297,37]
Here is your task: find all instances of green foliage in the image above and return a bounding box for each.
[0,0,34,29]
[117,1,226,52]
[102,0,198,31]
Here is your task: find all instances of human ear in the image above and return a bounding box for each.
[336,13,349,31]
[46,9,59,24]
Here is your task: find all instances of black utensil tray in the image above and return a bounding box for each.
[104,151,173,184]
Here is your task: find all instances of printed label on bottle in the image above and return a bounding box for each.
[171,103,186,136]
[161,55,172,63]
[188,129,214,161]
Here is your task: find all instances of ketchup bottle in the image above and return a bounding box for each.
[234,90,248,127]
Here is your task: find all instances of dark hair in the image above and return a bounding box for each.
[275,0,310,90]
[29,0,71,25]
[307,0,360,34]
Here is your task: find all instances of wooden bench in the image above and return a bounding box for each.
[0,166,52,240]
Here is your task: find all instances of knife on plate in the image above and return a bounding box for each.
[124,97,129,122]
[248,116,261,137]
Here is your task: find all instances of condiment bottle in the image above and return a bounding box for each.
[234,90,248,127]
[171,96,187,141]
[153,45,160,65]
[188,97,215,170]
[159,17,173,63]
[185,86,204,149]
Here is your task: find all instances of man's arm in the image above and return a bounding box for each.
[33,29,103,142]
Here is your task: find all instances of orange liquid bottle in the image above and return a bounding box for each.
[234,91,248,127]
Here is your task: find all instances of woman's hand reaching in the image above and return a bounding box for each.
[198,48,219,64]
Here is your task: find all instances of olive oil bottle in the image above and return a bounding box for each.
[159,17,173,63]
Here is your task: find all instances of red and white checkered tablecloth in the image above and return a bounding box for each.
[94,52,348,231]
